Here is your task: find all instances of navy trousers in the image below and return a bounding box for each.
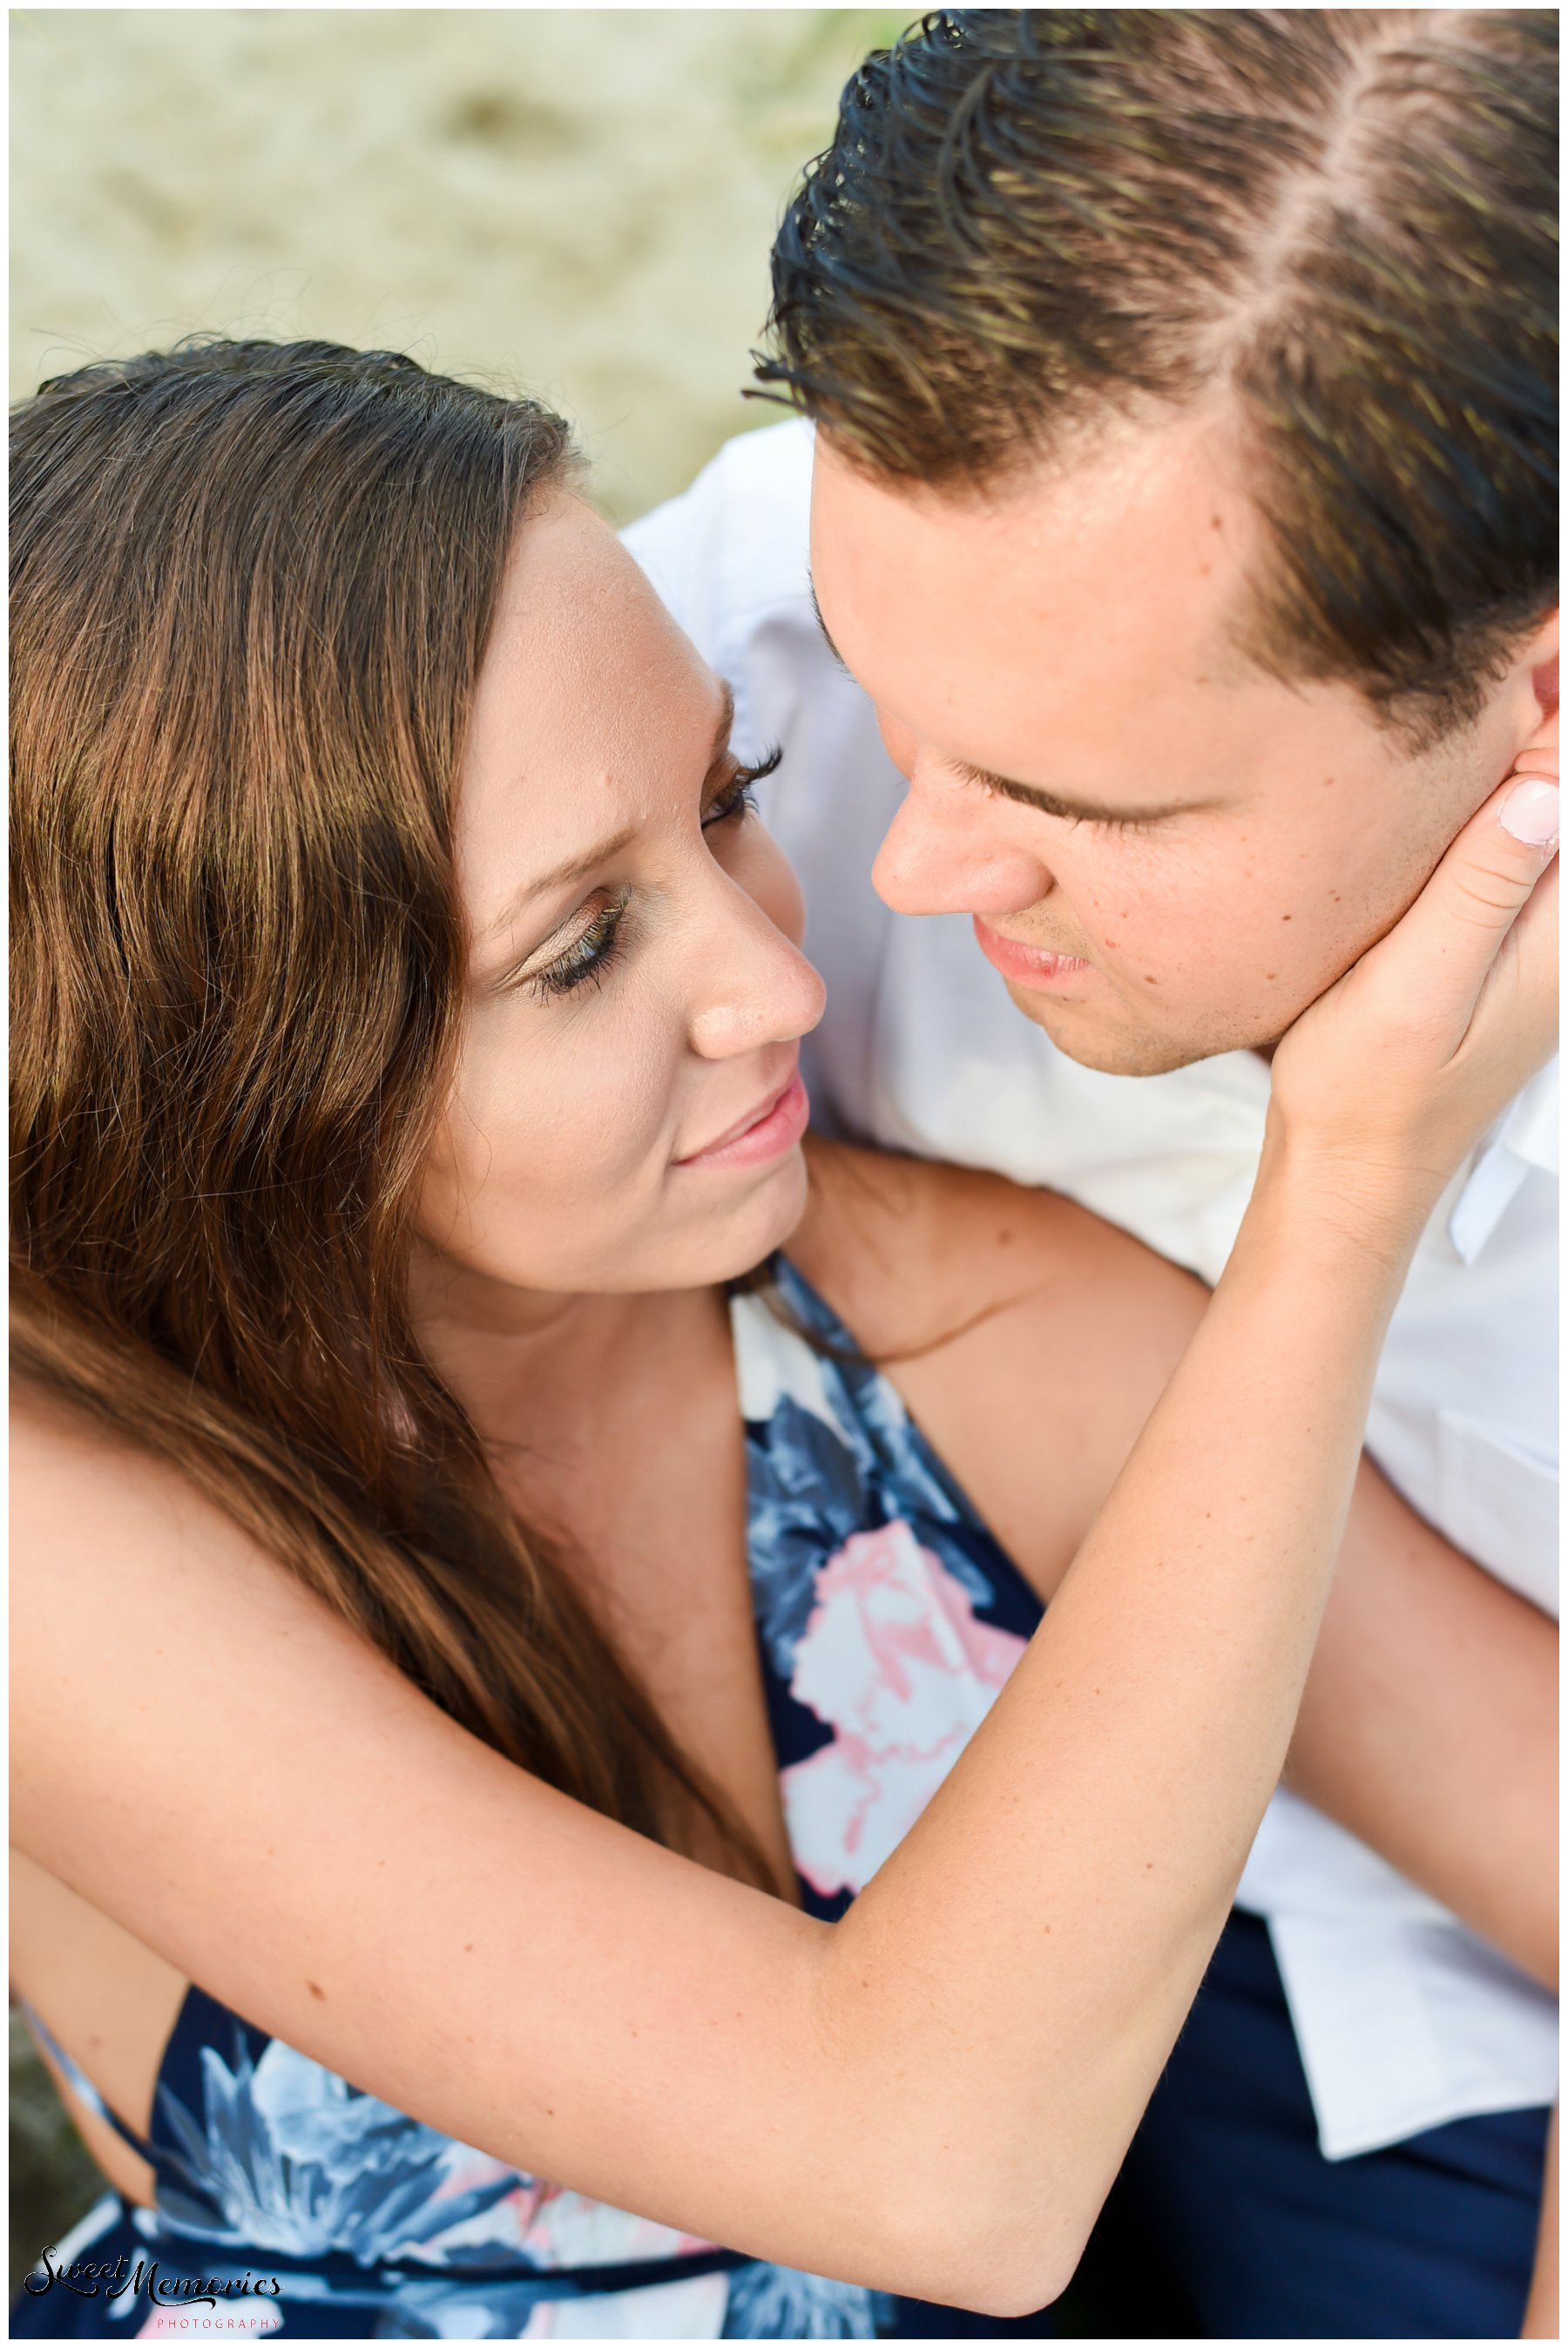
[1063,1909,1552,2338]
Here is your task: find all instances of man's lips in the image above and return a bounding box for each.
[674,1066,809,1169]
[972,916,1096,988]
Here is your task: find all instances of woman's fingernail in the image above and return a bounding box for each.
[1500,777,1560,845]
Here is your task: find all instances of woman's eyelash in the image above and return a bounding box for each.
[703,775,756,829]
[524,890,631,1002]
[703,743,782,828]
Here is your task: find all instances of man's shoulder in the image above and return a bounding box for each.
[621,418,816,655]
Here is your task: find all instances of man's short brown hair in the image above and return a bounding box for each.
[757,10,1558,745]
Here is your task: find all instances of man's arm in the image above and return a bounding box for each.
[1288,1453,1558,1990]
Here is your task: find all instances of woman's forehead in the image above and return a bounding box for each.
[479,492,714,741]
[455,500,727,933]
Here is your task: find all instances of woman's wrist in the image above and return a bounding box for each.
[1238,1112,1436,1290]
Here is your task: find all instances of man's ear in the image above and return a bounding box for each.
[1530,608,1558,713]
[1510,609,1558,780]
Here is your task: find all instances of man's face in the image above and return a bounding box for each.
[810,408,1546,1074]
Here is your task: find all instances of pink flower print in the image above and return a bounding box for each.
[781,1520,1028,1898]
[519,2186,716,2272]
[422,2153,546,2257]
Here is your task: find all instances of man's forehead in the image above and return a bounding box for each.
[810,402,1267,688]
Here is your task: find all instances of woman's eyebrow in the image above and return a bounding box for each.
[503,826,639,915]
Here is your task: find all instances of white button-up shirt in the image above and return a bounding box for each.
[624,416,1559,2161]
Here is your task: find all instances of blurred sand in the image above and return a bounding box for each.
[10,7,908,521]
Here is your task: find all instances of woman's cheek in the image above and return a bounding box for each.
[415,1074,509,1262]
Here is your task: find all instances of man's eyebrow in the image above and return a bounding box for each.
[482,684,738,942]
[807,578,849,674]
[950,757,1208,825]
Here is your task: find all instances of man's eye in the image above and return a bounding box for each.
[1084,813,1159,836]
[524,891,630,1002]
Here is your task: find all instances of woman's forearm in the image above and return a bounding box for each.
[827,728,1561,2297]
[810,1152,1413,2310]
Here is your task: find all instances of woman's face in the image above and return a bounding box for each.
[417,493,826,1298]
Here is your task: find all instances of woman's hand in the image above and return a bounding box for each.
[1267,761,1558,1258]
[1267,767,1558,1257]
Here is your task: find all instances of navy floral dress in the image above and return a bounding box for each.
[12,1259,1049,2340]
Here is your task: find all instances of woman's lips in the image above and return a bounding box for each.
[675,1069,809,1171]
[972,916,1096,990]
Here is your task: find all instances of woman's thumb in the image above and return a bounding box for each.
[1499,771,1560,851]
[1423,771,1557,953]
[1348,769,1558,1054]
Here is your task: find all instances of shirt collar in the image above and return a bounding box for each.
[1162,1046,1557,1269]
[1446,1058,1558,1266]
[1493,1057,1560,1179]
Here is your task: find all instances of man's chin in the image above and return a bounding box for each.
[1004,978,1280,1078]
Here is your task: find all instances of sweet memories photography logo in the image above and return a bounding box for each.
[23,2243,285,2331]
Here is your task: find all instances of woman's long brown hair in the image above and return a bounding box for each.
[11,337,774,1886]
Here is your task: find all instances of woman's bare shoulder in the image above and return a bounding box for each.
[11,1376,294,1608]
[793,1133,1198,1359]
[14,1374,191,1485]
[13,1372,112,1459]
[792,1138,1210,1595]
[12,1376,185,1558]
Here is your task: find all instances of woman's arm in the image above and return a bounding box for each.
[11,785,1555,2318]
[803,1157,1558,1993]
[7,1186,1395,2318]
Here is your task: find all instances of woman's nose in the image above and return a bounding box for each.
[871,767,1057,918]
[688,904,827,1061]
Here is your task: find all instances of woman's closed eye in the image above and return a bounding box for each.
[518,746,783,1005]
[523,886,633,1002]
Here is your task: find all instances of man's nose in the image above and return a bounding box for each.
[871,768,1057,918]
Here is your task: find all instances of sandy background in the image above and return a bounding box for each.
[10,7,908,523]
[7,4,909,2290]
